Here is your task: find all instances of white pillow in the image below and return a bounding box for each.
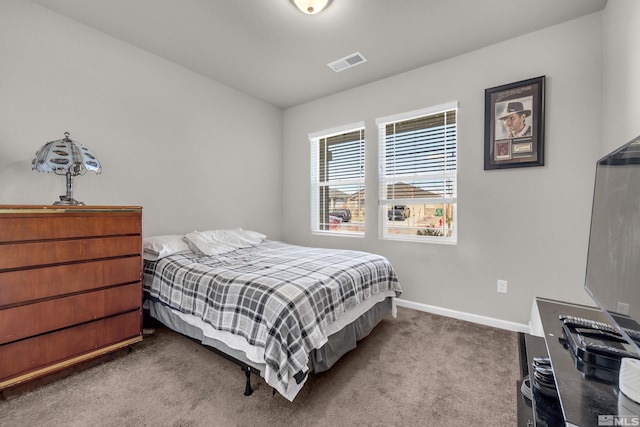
[236,229,267,245]
[143,235,192,260]
[184,229,266,256]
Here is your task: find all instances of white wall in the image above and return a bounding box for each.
[602,0,640,153]
[0,0,283,239]
[282,13,604,325]
[3,0,634,328]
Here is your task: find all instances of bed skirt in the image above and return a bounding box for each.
[310,296,392,372]
[144,295,394,385]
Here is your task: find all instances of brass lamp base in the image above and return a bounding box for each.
[53,196,85,206]
[52,170,85,206]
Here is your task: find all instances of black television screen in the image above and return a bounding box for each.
[585,134,640,355]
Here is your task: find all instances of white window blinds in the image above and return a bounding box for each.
[310,123,365,235]
[377,102,458,243]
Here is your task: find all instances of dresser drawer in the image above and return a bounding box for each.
[0,311,141,383]
[0,256,141,307]
[0,213,141,242]
[0,236,141,270]
[0,282,141,345]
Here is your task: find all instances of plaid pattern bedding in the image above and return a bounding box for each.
[143,240,401,400]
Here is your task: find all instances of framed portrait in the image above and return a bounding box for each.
[484,76,545,170]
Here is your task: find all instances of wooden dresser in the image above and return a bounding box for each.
[0,205,143,397]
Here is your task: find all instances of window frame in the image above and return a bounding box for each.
[377,102,458,244]
[309,122,366,237]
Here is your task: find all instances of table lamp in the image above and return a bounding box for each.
[31,132,102,206]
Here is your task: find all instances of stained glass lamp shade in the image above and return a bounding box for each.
[32,132,102,206]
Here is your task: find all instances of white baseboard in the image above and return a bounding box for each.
[395,298,530,334]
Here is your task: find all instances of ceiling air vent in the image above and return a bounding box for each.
[327,52,367,72]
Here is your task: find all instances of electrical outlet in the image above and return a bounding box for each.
[497,280,508,294]
[617,302,630,315]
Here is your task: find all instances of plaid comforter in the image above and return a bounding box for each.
[143,240,401,400]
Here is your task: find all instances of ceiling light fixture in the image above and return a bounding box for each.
[290,0,332,15]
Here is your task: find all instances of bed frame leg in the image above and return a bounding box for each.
[244,366,253,396]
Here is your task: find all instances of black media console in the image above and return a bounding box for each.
[517,297,640,427]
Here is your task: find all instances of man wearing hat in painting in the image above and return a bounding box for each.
[498,101,531,138]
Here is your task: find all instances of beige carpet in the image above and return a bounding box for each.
[0,307,520,426]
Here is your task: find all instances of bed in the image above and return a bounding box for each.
[141,229,402,401]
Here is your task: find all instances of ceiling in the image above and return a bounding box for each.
[30,0,607,109]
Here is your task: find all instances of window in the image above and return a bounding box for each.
[310,123,365,235]
[377,102,457,243]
